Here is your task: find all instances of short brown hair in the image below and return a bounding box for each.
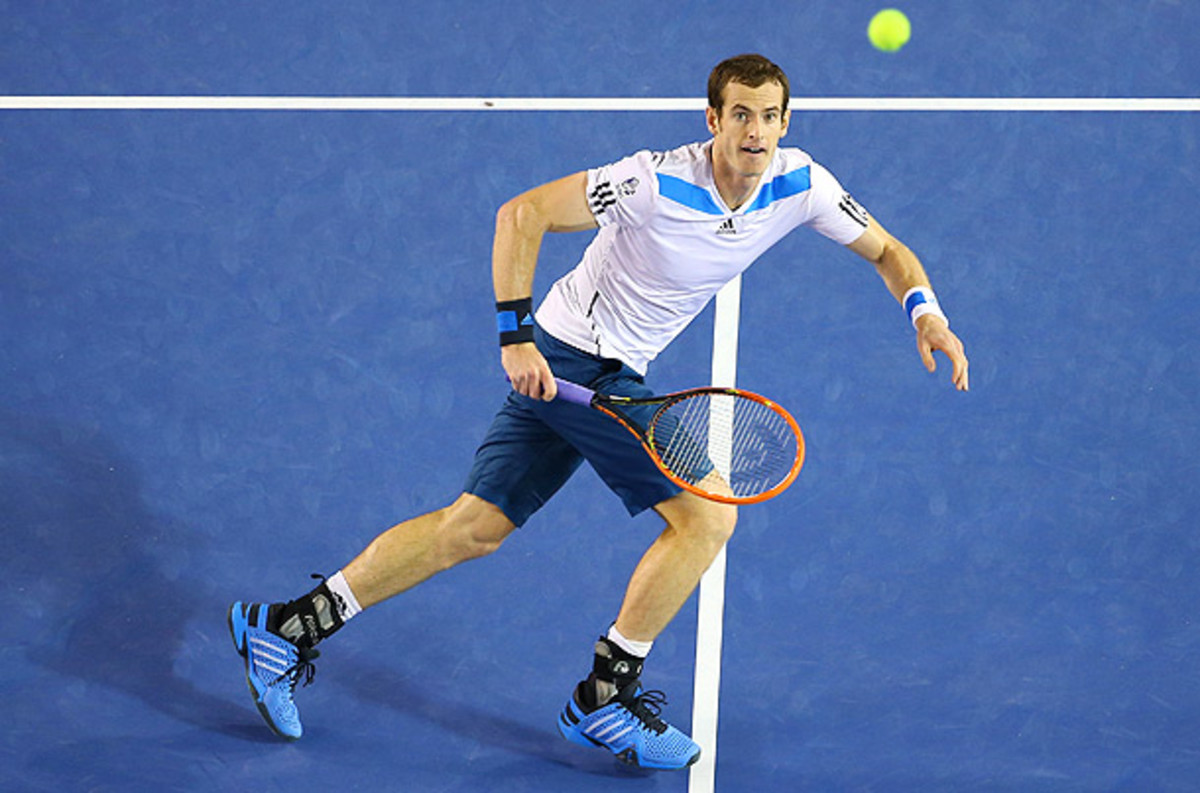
[707,54,790,114]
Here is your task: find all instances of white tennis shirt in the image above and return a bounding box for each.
[535,140,871,375]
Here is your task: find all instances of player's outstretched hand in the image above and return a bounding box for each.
[502,342,558,401]
[915,314,969,391]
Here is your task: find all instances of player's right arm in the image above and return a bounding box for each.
[493,171,598,401]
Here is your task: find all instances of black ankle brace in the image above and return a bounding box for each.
[593,636,645,690]
[270,574,345,649]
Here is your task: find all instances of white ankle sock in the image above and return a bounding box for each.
[606,623,653,658]
[326,570,363,622]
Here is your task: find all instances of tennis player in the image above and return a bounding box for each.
[229,53,969,770]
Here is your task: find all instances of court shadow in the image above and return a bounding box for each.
[335,656,647,777]
[1,410,270,742]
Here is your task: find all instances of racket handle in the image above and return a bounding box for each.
[553,378,595,406]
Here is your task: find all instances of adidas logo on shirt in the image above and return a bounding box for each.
[715,217,737,235]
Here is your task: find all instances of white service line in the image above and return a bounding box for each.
[1,96,1198,112]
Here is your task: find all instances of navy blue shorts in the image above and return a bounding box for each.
[463,326,681,527]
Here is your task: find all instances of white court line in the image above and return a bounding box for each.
[689,276,741,793]
[1,95,1199,112]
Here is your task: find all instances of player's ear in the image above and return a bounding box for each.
[706,105,720,136]
[780,108,790,139]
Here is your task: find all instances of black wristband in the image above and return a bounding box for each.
[496,297,535,346]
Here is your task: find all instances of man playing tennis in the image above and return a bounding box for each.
[229,53,969,770]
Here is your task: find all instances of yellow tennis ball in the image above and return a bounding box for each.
[868,8,911,52]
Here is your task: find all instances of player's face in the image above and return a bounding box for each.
[706,80,790,179]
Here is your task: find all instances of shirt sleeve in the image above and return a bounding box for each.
[803,162,872,245]
[586,149,658,228]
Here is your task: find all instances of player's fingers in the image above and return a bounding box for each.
[952,355,970,391]
[918,338,937,373]
[526,375,543,401]
[939,336,969,391]
[514,360,556,401]
[539,367,558,401]
[509,369,541,399]
[502,343,556,400]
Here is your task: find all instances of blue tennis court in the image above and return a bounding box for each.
[3,2,1199,790]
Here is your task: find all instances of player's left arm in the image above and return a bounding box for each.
[846,217,970,391]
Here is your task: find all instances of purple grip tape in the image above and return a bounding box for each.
[554,378,595,406]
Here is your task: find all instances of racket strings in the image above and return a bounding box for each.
[650,392,799,499]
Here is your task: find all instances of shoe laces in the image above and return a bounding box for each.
[618,685,670,735]
[273,646,320,691]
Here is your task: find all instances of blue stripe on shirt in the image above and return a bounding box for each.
[656,165,812,216]
[656,173,725,215]
[744,166,812,213]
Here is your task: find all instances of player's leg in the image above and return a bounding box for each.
[342,492,515,608]
[261,493,515,651]
[227,494,515,741]
[615,490,737,644]
[230,389,582,741]
[557,491,733,769]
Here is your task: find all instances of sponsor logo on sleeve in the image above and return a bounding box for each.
[838,192,870,228]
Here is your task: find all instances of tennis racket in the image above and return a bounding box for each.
[554,377,804,505]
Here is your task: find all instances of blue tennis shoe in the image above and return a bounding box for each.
[228,601,319,740]
[558,679,701,770]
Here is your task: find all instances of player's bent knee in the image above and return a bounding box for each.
[657,493,737,548]
[439,493,515,565]
[706,504,738,544]
[678,509,736,556]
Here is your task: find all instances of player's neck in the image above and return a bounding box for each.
[710,149,764,211]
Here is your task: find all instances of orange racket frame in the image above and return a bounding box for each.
[555,378,805,505]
